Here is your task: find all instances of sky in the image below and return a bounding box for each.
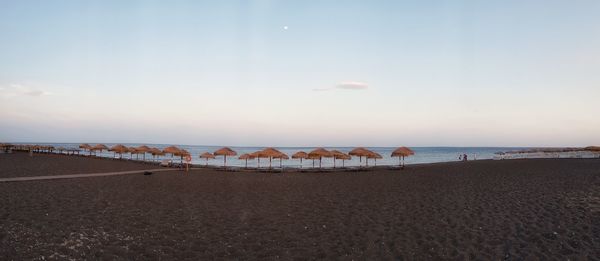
[1,0,599,147]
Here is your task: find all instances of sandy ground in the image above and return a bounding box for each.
[0,152,156,178]
[0,153,599,260]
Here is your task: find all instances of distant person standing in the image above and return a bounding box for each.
[459,154,462,161]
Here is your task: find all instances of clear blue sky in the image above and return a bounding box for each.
[1,1,599,146]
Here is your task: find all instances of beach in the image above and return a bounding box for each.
[1,152,599,259]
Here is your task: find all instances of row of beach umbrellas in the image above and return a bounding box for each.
[15,143,416,168]
[98,145,415,168]
[194,146,415,168]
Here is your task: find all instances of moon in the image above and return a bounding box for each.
[283,26,288,30]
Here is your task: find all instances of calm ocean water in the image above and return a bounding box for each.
[25,143,527,168]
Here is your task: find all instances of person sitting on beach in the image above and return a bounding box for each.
[463,154,468,161]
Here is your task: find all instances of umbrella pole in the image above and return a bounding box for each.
[269,157,272,169]
[300,158,303,169]
[333,157,336,168]
[245,159,248,169]
[224,156,226,167]
[280,158,282,168]
[319,157,322,169]
[258,158,260,168]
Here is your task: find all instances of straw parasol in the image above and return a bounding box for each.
[162,145,182,162]
[256,147,286,169]
[391,147,415,168]
[238,153,254,168]
[128,147,140,160]
[109,144,128,158]
[249,151,263,168]
[135,145,151,161]
[292,151,308,168]
[91,144,108,156]
[273,152,289,168]
[349,147,372,166]
[330,150,348,168]
[149,147,165,162]
[367,151,383,166]
[199,152,216,166]
[308,148,333,169]
[174,149,190,164]
[307,154,321,168]
[213,147,237,167]
[337,153,351,167]
[79,143,92,156]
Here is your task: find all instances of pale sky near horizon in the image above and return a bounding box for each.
[1,0,599,147]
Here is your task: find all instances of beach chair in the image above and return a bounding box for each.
[160,159,172,167]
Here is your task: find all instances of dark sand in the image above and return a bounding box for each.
[1,153,599,260]
[0,152,155,178]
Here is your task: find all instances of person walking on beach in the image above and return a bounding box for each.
[459,154,462,161]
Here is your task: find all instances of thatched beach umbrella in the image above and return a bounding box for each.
[391,147,415,168]
[258,147,286,169]
[273,152,289,168]
[349,147,371,166]
[79,143,92,156]
[199,152,216,166]
[174,149,190,164]
[292,151,308,168]
[308,148,333,169]
[330,150,348,168]
[135,145,151,161]
[109,144,128,158]
[337,153,351,167]
[163,146,182,161]
[238,153,254,168]
[91,144,108,156]
[250,151,264,168]
[307,154,320,168]
[128,147,140,160]
[214,147,237,167]
[149,147,165,162]
[367,152,383,166]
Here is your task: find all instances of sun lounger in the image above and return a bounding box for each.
[160,159,172,167]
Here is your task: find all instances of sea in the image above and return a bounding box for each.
[21,143,528,168]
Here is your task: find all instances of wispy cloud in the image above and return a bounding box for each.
[336,81,369,90]
[0,83,52,98]
[312,81,369,92]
